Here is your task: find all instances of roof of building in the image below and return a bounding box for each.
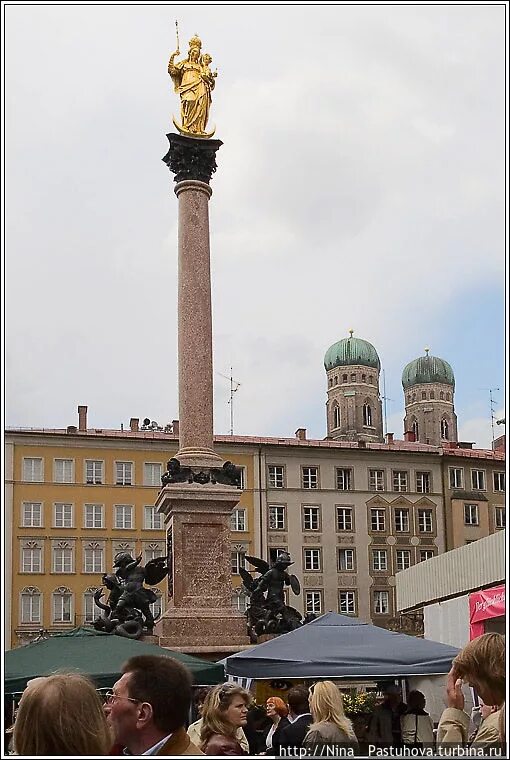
[402,352,455,389]
[5,427,504,460]
[324,333,381,372]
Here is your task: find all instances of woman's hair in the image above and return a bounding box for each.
[266,696,289,718]
[406,690,426,711]
[200,683,251,748]
[12,672,111,756]
[309,681,355,738]
[195,687,211,707]
[453,633,505,705]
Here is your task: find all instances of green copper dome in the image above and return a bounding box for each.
[402,352,455,390]
[324,333,381,372]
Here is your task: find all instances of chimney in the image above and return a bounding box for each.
[130,418,139,432]
[404,431,416,443]
[385,432,394,444]
[358,440,366,449]
[172,420,180,436]
[295,428,307,441]
[67,425,78,434]
[78,405,88,432]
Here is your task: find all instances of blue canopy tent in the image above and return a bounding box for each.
[225,613,459,679]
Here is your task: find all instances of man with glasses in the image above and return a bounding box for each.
[104,655,203,755]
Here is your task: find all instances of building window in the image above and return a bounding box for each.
[440,391,444,400]
[493,472,505,492]
[268,465,285,489]
[336,507,353,532]
[336,468,352,491]
[231,592,248,613]
[421,391,427,400]
[370,509,386,532]
[22,457,43,482]
[339,591,356,615]
[115,505,133,529]
[441,419,449,440]
[84,504,104,529]
[268,505,286,530]
[430,391,435,400]
[231,551,246,575]
[144,506,163,530]
[363,403,372,426]
[369,470,385,492]
[495,507,505,529]
[373,590,389,614]
[305,591,322,615]
[351,373,356,382]
[54,459,73,483]
[115,462,133,486]
[144,462,162,487]
[396,550,411,572]
[230,508,247,532]
[449,468,464,489]
[144,544,164,563]
[464,504,479,526]
[333,405,340,429]
[392,471,408,492]
[84,547,104,573]
[302,467,319,489]
[83,591,99,623]
[416,472,431,493]
[303,506,320,531]
[22,547,42,573]
[412,420,419,440]
[337,548,355,572]
[342,374,348,383]
[22,502,42,528]
[394,508,410,532]
[52,589,73,623]
[304,548,321,571]
[54,503,73,528]
[85,460,103,485]
[53,545,73,573]
[446,393,451,401]
[372,549,388,572]
[418,509,433,533]
[471,470,486,491]
[20,587,41,624]
[361,374,366,382]
[419,550,435,562]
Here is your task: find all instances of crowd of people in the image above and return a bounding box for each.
[5,632,506,756]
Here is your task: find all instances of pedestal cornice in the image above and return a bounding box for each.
[163,133,223,185]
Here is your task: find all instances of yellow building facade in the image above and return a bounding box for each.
[5,425,256,649]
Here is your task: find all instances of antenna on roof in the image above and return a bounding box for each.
[478,387,500,445]
[218,368,241,435]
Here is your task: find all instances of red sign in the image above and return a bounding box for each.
[469,584,505,639]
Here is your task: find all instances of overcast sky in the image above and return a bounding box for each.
[5,3,506,448]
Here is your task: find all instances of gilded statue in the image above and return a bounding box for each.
[168,28,217,138]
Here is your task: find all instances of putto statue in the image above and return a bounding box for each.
[168,26,217,138]
[240,552,306,643]
[93,552,169,639]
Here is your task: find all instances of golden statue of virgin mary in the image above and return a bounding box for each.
[168,33,217,138]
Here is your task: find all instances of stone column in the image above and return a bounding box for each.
[155,133,248,653]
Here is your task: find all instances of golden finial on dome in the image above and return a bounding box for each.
[424,347,430,356]
[348,329,354,338]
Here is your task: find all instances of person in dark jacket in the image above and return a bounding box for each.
[272,686,312,755]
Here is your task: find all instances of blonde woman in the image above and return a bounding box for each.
[200,683,251,755]
[12,673,111,756]
[304,681,359,751]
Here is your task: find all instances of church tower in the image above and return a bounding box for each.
[325,331,383,442]
[402,349,458,445]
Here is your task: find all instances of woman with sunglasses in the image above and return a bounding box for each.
[200,683,251,755]
[304,681,358,752]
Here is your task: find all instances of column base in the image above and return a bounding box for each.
[155,608,248,649]
[174,447,223,469]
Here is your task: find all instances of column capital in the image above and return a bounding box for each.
[162,133,223,185]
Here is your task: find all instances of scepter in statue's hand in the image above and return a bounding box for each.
[175,20,180,56]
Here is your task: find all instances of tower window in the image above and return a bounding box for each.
[333,405,340,429]
[334,376,338,385]
[342,374,348,383]
[440,391,444,400]
[351,373,356,382]
[363,403,372,426]
[412,393,416,402]
[361,374,366,382]
[368,376,373,384]
[429,391,435,400]
[441,419,449,440]
[421,391,426,400]
[446,392,451,401]
[328,378,333,387]
[412,420,419,439]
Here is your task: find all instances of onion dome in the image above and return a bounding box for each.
[402,348,455,390]
[324,330,381,372]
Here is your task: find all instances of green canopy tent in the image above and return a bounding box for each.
[5,627,224,694]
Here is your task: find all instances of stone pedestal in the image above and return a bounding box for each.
[155,483,247,650]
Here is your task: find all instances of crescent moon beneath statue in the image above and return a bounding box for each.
[172,115,216,138]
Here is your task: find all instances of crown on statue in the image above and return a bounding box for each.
[189,34,202,51]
